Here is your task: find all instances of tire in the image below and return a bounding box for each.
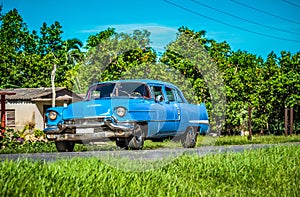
[181,127,197,148]
[116,123,146,150]
[116,138,130,149]
[55,141,75,152]
[128,124,146,150]
[151,138,164,142]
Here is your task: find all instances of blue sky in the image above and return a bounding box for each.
[2,0,300,59]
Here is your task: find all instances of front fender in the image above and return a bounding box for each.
[44,106,65,130]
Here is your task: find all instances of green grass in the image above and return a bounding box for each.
[204,134,300,146]
[142,134,300,149]
[0,145,299,196]
[0,141,56,154]
[1,134,300,154]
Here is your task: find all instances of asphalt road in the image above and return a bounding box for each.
[1,142,299,162]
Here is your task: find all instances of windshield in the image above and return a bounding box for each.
[86,82,151,100]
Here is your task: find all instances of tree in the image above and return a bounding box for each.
[161,27,226,134]
[86,28,116,48]
[1,7,299,134]
[278,51,300,108]
[0,9,83,92]
[58,38,84,91]
[0,8,37,88]
[74,29,156,93]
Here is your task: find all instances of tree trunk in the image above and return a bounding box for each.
[290,107,293,135]
[284,106,288,136]
[248,106,252,140]
[51,64,57,107]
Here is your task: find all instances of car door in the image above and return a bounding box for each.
[148,85,177,134]
[164,86,182,133]
[161,86,178,133]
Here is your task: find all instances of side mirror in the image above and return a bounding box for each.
[155,95,164,102]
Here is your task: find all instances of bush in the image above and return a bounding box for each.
[0,128,23,148]
[0,127,48,153]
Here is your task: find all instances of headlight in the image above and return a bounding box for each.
[116,107,126,117]
[49,111,57,120]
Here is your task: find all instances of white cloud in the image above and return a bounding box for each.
[80,23,178,51]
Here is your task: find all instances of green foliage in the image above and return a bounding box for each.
[0,128,23,149]
[0,9,83,89]
[161,29,226,133]
[0,146,299,196]
[74,29,156,93]
[33,129,44,138]
[86,28,116,48]
[0,127,50,153]
[0,8,299,134]
[121,62,197,103]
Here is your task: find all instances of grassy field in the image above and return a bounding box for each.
[146,134,300,148]
[1,134,300,154]
[0,145,299,196]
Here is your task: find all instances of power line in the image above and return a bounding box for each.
[191,0,300,35]
[281,0,300,9]
[230,0,300,25]
[162,0,300,43]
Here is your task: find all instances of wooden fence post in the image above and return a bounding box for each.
[0,91,16,135]
[290,107,293,135]
[284,106,288,136]
[1,95,5,134]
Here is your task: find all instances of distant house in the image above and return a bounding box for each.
[0,88,83,131]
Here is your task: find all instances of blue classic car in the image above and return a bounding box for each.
[44,80,209,151]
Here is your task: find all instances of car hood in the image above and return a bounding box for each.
[62,98,152,120]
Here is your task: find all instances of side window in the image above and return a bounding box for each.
[91,90,101,99]
[175,89,185,103]
[165,87,175,102]
[150,86,164,101]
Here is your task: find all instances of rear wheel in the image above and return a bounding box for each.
[55,141,75,152]
[181,127,197,148]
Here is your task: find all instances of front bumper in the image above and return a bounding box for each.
[44,119,135,141]
[59,120,135,132]
[46,130,132,141]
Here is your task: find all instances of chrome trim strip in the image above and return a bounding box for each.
[189,120,209,124]
[68,116,110,119]
[117,119,180,123]
[128,110,156,113]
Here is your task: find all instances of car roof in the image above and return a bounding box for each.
[91,79,179,88]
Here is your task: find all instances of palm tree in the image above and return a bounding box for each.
[65,38,84,65]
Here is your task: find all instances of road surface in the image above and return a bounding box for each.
[1,142,299,162]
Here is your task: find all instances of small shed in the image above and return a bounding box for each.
[0,87,83,131]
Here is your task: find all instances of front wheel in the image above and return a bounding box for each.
[116,124,146,150]
[116,138,131,149]
[181,127,197,148]
[128,124,146,150]
[55,141,75,152]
